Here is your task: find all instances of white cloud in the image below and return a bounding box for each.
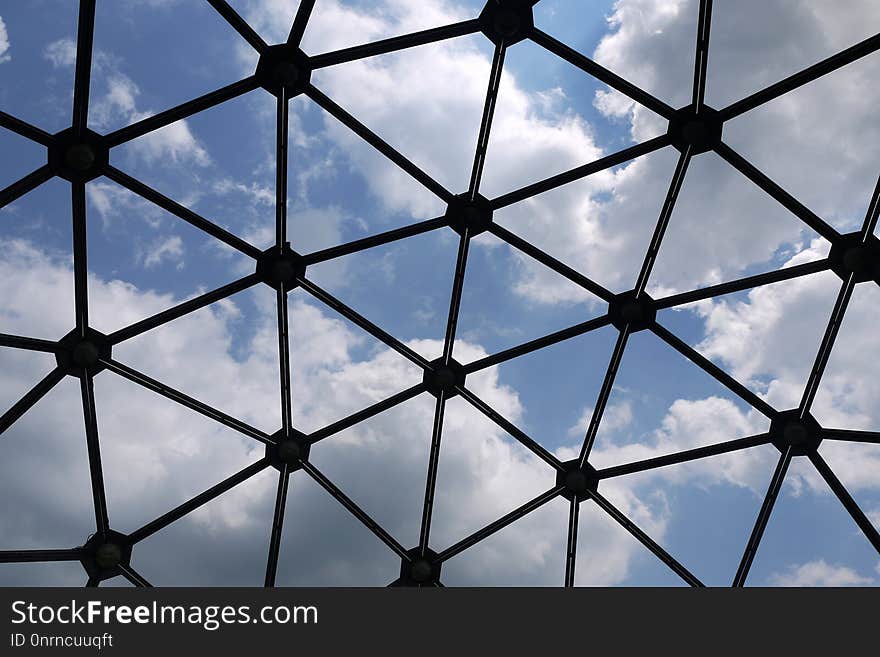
[43,38,77,68]
[0,16,11,64]
[768,560,874,587]
[141,235,185,269]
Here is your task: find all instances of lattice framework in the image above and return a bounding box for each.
[1,0,879,587]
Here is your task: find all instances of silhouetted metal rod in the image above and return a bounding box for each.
[308,383,426,444]
[303,216,448,265]
[206,0,268,53]
[733,445,792,587]
[437,486,564,562]
[264,465,291,587]
[287,0,316,45]
[104,166,263,259]
[105,77,260,147]
[719,32,880,122]
[564,497,579,587]
[310,19,481,69]
[72,0,96,133]
[808,452,880,555]
[634,148,692,295]
[100,358,273,444]
[306,84,454,203]
[597,433,771,479]
[799,275,855,415]
[119,564,153,588]
[579,326,630,466]
[72,183,89,335]
[85,577,99,587]
[692,0,713,112]
[823,428,880,444]
[489,223,615,302]
[109,274,261,344]
[277,287,293,434]
[861,174,880,238]
[0,333,59,353]
[457,385,563,470]
[464,315,613,374]
[530,29,676,119]
[469,42,506,197]
[0,165,53,210]
[651,322,777,419]
[0,368,66,436]
[491,135,670,210]
[419,393,447,555]
[297,276,431,370]
[715,142,840,242]
[129,460,270,543]
[588,489,704,587]
[655,259,830,309]
[81,373,110,536]
[0,111,53,145]
[300,461,410,560]
[0,549,84,563]
[443,231,471,363]
[276,91,289,248]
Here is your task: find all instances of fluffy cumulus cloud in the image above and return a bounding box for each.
[768,560,875,587]
[0,16,10,64]
[43,38,77,68]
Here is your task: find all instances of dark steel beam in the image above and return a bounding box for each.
[530,29,676,119]
[418,393,447,555]
[264,465,290,587]
[719,32,880,122]
[0,368,66,436]
[308,383,425,444]
[105,77,260,147]
[651,322,777,419]
[287,0,316,46]
[109,274,260,344]
[464,315,613,373]
[732,445,792,587]
[0,549,84,563]
[489,223,614,302]
[0,111,54,146]
[564,497,579,587]
[101,358,273,444]
[0,333,59,353]
[72,0,96,133]
[469,42,506,197]
[715,142,840,242]
[306,84,454,203]
[437,486,563,562]
[491,135,670,210]
[301,460,410,560]
[692,0,713,112]
[655,259,830,309]
[598,433,771,479]
[206,0,268,53]
[0,165,53,209]
[310,20,481,69]
[129,459,270,543]
[104,166,262,259]
[80,372,110,536]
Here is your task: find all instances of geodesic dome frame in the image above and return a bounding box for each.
[1,0,879,587]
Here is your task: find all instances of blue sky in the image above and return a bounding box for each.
[1,0,879,587]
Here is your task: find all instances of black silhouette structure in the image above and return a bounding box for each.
[1,0,879,588]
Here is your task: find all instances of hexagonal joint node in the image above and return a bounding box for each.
[667,104,722,155]
[256,243,306,292]
[770,410,822,457]
[267,429,311,473]
[445,192,493,237]
[557,459,599,502]
[255,45,312,98]
[55,327,112,377]
[79,530,133,582]
[479,0,535,47]
[394,548,442,587]
[608,290,656,332]
[423,357,466,399]
[48,128,109,183]
[829,232,880,285]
